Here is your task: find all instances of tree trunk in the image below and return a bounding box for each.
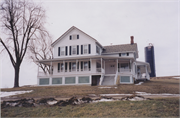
[14,64,20,88]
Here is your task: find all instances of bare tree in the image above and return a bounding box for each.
[0,0,47,87]
[28,32,53,74]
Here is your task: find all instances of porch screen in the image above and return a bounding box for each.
[120,76,130,83]
[78,76,89,83]
[39,78,49,85]
[52,78,62,84]
[65,77,75,84]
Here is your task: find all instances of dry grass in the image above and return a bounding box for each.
[1,77,179,98]
[1,97,179,117]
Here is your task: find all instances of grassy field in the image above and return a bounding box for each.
[1,77,180,117]
[1,97,179,117]
[1,77,179,98]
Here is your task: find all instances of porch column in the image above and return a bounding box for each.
[50,61,52,75]
[50,61,52,85]
[76,60,78,73]
[37,63,39,77]
[63,60,65,73]
[101,58,102,73]
[145,65,148,80]
[90,58,92,72]
[116,59,118,73]
[104,59,105,72]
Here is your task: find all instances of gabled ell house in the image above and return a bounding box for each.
[37,26,151,86]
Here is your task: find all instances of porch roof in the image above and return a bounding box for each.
[36,55,133,63]
[136,61,151,73]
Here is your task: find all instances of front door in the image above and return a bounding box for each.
[105,62,116,74]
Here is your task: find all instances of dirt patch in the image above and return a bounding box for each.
[1,95,151,108]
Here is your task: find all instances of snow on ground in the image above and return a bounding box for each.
[93,98,115,102]
[98,87,117,89]
[173,77,180,79]
[100,92,180,97]
[0,90,33,97]
[100,94,133,96]
[135,91,180,96]
[135,82,144,85]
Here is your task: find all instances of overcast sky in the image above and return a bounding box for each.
[0,0,179,88]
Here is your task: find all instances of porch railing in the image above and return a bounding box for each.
[118,68,131,72]
[96,68,101,72]
[38,72,50,77]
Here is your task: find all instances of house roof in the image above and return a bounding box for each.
[102,43,138,57]
[51,26,103,48]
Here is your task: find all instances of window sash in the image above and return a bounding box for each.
[72,62,76,71]
[84,45,88,54]
[61,47,65,56]
[61,63,64,72]
[72,46,77,55]
[84,62,88,71]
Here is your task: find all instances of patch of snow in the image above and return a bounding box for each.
[100,94,132,96]
[0,90,33,97]
[135,91,180,96]
[135,82,144,85]
[129,97,145,101]
[47,101,57,105]
[93,98,115,102]
[98,87,117,89]
[173,77,180,79]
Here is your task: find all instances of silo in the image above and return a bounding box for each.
[145,43,156,77]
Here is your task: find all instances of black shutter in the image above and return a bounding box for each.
[69,62,71,72]
[70,35,72,40]
[77,35,79,39]
[119,53,121,57]
[65,46,68,56]
[58,63,60,71]
[77,62,79,70]
[65,62,67,72]
[69,46,71,55]
[81,45,83,54]
[88,61,91,71]
[81,61,83,71]
[77,45,79,55]
[58,47,60,56]
[118,63,119,68]
[127,53,129,56]
[88,44,91,54]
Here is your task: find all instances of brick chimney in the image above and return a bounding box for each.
[130,36,134,45]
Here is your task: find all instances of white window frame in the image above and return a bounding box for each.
[84,44,88,54]
[70,34,79,40]
[71,62,76,71]
[61,46,65,56]
[72,45,77,55]
[84,61,88,71]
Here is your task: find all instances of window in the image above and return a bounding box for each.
[84,61,88,71]
[120,76,130,83]
[78,76,89,83]
[72,62,76,71]
[121,63,129,69]
[119,53,129,57]
[72,45,77,55]
[84,45,88,54]
[39,78,49,85]
[61,47,65,56]
[70,34,79,40]
[96,46,100,54]
[65,77,75,84]
[52,78,62,84]
[61,63,64,72]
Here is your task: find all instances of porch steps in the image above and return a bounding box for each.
[101,76,115,85]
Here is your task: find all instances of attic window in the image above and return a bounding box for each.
[70,34,79,40]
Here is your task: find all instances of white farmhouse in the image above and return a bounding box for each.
[37,26,151,86]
